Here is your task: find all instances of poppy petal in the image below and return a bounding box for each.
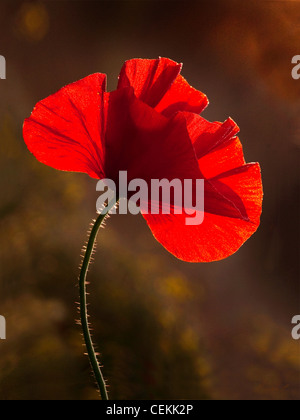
[118,57,208,117]
[208,163,263,223]
[104,88,202,188]
[142,163,262,262]
[204,179,249,221]
[182,112,246,178]
[198,135,245,179]
[155,74,209,117]
[23,73,107,179]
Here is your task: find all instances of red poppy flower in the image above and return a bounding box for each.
[23,57,263,262]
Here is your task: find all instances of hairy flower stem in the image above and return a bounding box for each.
[79,198,117,400]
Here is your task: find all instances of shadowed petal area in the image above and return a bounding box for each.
[118,58,208,117]
[23,73,107,179]
[142,163,262,262]
[104,88,202,188]
[209,163,263,223]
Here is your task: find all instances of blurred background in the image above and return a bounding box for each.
[0,0,299,400]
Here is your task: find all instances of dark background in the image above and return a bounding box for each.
[0,0,299,400]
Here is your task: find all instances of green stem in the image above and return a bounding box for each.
[79,198,117,400]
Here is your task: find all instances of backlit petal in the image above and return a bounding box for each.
[142,163,262,262]
[118,58,208,117]
[23,73,107,179]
